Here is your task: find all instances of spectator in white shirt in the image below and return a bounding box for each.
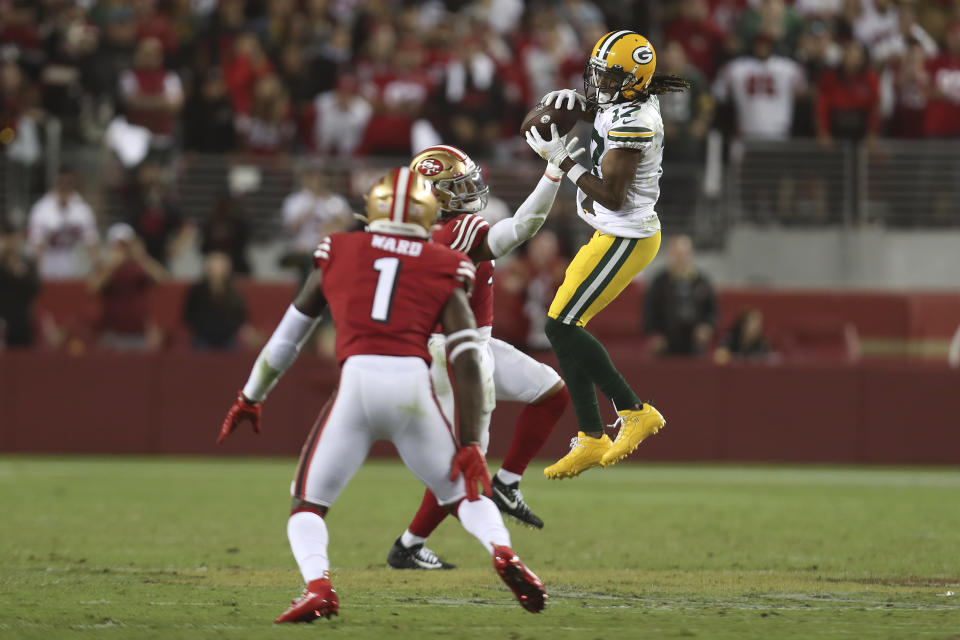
[713,32,807,141]
[714,34,808,222]
[27,168,100,280]
[281,166,353,282]
[313,76,373,156]
[118,37,184,150]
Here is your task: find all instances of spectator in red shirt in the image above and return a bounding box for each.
[816,40,880,149]
[890,42,930,138]
[356,31,433,156]
[924,22,960,138]
[666,0,731,80]
[133,0,179,57]
[224,32,274,115]
[88,223,166,351]
[235,73,295,155]
[118,37,184,150]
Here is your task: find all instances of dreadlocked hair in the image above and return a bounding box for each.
[639,74,691,101]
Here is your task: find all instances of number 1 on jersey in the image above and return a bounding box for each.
[371,257,400,322]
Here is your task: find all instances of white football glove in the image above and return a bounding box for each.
[525,124,586,172]
[541,89,588,111]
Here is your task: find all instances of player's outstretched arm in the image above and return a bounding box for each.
[441,287,491,501]
[217,270,326,443]
[472,130,584,262]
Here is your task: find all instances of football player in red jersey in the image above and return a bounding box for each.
[218,168,547,620]
[385,142,583,570]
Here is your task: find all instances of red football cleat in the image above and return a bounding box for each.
[273,576,339,623]
[491,544,547,613]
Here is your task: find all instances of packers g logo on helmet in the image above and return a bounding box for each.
[632,46,654,65]
[585,30,657,105]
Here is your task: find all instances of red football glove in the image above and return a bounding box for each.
[449,444,491,502]
[218,391,262,444]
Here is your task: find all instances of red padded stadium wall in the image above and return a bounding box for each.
[4,281,960,463]
[3,351,959,463]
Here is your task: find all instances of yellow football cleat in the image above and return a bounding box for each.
[600,404,666,467]
[544,432,613,479]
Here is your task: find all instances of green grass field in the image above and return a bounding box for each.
[1,457,959,639]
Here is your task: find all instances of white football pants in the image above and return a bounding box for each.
[291,355,466,507]
[428,328,562,454]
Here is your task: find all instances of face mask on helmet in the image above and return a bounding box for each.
[583,57,637,106]
[433,164,489,213]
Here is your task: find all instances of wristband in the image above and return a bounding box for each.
[566,164,588,186]
[446,328,479,344]
[448,341,479,363]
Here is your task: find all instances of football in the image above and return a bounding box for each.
[521,101,585,140]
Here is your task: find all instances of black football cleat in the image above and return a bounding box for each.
[490,476,544,529]
[386,536,455,570]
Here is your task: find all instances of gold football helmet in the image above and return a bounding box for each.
[364,167,438,238]
[585,30,656,105]
[409,145,489,214]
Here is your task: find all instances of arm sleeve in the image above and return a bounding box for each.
[241,304,320,402]
[485,173,561,258]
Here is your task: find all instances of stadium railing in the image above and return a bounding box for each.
[2,137,958,241]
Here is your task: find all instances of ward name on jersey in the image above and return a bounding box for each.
[579,97,664,239]
[314,231,475,364]
[431,213,495,328]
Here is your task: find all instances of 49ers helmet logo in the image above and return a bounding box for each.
[632,46,653,64]
[416,158,443,177]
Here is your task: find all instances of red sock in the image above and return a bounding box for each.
[408,489,450,538]
[502,385,570,476]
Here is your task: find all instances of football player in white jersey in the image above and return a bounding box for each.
[524,30,689,479]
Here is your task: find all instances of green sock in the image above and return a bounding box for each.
[545,317,640,435]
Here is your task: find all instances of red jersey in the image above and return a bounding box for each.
[816,69,880,139]
[431,213,494,328]
[924,55,960,137]
[315,231,475,365]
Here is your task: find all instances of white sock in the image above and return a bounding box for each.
[456,496,511,554]
[287,511,330,583]
[400,529,427,548]
[495,469,522,485]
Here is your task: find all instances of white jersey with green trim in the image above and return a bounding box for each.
[577,96,663,238]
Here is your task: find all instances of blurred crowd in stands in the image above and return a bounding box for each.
[2,0,959,355]
[3,0,958,166]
